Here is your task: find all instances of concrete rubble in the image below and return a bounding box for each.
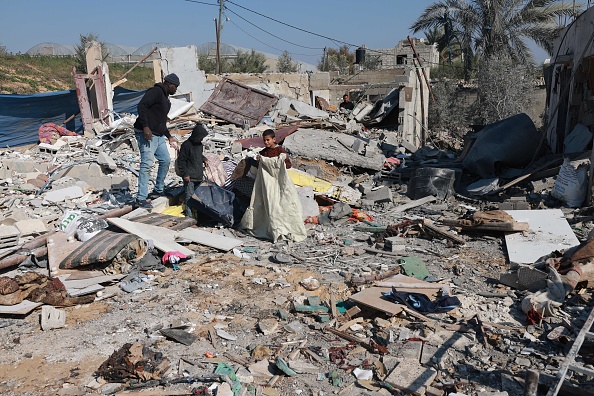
[3,54,594,396]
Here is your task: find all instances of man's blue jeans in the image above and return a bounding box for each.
[135,130,170,201]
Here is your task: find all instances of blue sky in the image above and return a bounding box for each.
[0,0,548,65]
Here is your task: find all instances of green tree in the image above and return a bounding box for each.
[276,50,298,73]
[473,54,535,124]
[411,0,579,78]
[198,53,218,74]
[74,33,109,73]
[228,50,268,73]
[318,45,355,74]
[0,42,7,55]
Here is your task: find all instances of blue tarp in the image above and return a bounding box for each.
[0,87,145,147]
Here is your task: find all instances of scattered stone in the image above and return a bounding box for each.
[300,276,320,291]
[353,367,373,380]
[216,329,237,341]
[235,366,254,383]
[258,318,279,335]
[288,359,320,374]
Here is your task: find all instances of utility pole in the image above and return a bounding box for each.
[216,0,224,74]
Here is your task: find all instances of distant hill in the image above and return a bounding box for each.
[0,54,154,94]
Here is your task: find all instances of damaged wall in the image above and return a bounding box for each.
[159,46,428,148]
[205,73,311,102]
[546,7,594,153]
[158,46,211,109]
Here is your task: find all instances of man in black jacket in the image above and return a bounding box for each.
[177,123,209,217]
[133,73,180,208]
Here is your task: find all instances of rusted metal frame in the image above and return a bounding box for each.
[546,306,594,395]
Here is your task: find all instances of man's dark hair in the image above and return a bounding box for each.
[262,129,275,138]
[343,94,349,99]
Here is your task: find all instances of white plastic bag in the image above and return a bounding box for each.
[551,158,589,207]
[59,211,83,234]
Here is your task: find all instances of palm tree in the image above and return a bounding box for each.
[411,0,580,79]
[424,26,462,64]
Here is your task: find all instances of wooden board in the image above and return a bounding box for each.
[349,287,405,316]
[376,274,451,295]
[177,228,243,252]
[0,300,42,315]
[504,209,580,264]
[108,218,193,257]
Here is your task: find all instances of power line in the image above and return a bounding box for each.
[224,5,325,50]
[224,12,322,57]
[225,0,356,47]
[182,0,218,5]
[224,1,400,57]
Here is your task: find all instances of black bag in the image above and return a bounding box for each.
[189,180,235,227]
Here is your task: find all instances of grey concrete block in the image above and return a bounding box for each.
[385,359,437,395]
[364,186,393,203]
[2,159,49,174]
[40,306,66,330]
[397,340,423,360]
[352,139,366,155]
[97,151,117,171]
[400,140,418,153]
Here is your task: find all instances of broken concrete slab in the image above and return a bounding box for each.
[504,209,580,264]
[97,151,117,171]
[43,186,84,203]
[177,227,242,252]
[364,186,393,204]
[0,300,43,315]
[385,359,437,395]
[107,218,193,257]
[272,97,329,120]
[15,219,47,236]
[283,129,386,171]
[40,306,66,330]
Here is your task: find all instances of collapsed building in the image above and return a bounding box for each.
[0,33,593,396]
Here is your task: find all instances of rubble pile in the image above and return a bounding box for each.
[2,74,594,396]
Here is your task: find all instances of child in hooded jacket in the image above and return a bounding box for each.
[177,123,209,217]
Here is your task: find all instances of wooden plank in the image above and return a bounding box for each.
[107,218,194,257]
[337,317,364,332]
[177,227,242,252]
[330,293,338,320]
[440,219,529,232]
[388,196,437,214]
[422,219,465,245]
[349,287,404,316]
[0,300,42,315]
[377,273,451,297]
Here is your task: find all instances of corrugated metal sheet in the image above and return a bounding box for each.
[200,78,278,127]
